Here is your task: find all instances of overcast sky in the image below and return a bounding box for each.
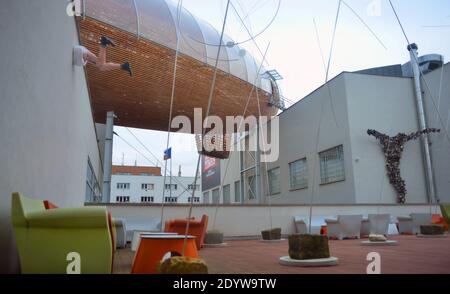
[112,0,450,176]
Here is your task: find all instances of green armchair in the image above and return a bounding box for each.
[11,192,113,274]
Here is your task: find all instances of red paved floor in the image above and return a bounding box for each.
[114,235,450,274]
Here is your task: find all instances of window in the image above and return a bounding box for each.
[268,167,281,195]
[140,173,152,176]
[141,196,154,203]
[165,184,178,190]
[248,175,256,200]
[223,184,230,204]
[116,196,130,203]
[188,197,200,203]
[117,183,130,190]
[289,158,308,190]
[319,145,345,184]
[116,172,131,175]
[164,197,178,203]
[234,181,241,203]
[203,192,210,204]
[85,158,101,203]
[188,184,200,190]
[141,183,154,190]
[212,188,220,204]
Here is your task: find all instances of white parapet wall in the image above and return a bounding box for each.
[103,204,440,238]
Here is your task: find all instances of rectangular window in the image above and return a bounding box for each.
[188,197,200,203]
[116,196,130,203]
[319,145,345,184]
[212,188,220,204]
[234,181,241,203]
[188,184,200,190]
[248,175,256,200]
[165,184,178,190]
[85,158,101,203]
[223,184,230,204]
[140,196,154,203]
[117,183,130,190]
[164,197,178,203]
[203,191,210,204]
[268,167,281,195]
[141,183,154,190]
[289,158,308,190]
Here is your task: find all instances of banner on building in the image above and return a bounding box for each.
[201,155,221,191]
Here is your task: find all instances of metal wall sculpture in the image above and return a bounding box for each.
[367,128,441,204]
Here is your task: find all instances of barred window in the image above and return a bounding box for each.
[141,196,154,203]
[223,184,230,204]
[248,175,256,200]
[203,191,210,204]
[212,188,220,204]
[234,181,241,203]
[165,184,178,190]
[188,197,200,203]
[164,197,177,203]
[188,184,200,190]
[268,167,281,195]
[319,145,345,184]
[289,158,308,190]
[116,196,130,203]
[141,183,154,190]
[117,183,130,189]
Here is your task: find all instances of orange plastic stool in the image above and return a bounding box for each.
[131,235,198,274]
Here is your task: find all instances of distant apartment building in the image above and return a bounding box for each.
[110,165,202,204]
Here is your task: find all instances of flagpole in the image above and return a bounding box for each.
[170,151,173,200]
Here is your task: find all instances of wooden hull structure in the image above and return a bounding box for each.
[76,0,280,133]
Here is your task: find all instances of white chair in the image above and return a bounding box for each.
[293,216,308,234]
[411,213,432,234]
[326,215,363,240]
[296,215,335,235]
[112,218,127,249]
[125,217,162,242]
[398,213,432,234]
[388,216,399,235]
[397,215,414,234]
[368,214,390,236]
[360,216,370,237]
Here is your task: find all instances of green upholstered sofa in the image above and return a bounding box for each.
[11,192,113,274]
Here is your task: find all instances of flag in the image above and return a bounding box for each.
[164,148,172,160]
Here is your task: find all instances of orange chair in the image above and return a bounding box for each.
[165,215,208,249]
[432,213,448,231]
[131,235,198,274]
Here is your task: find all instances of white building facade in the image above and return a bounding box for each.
[111,173,202,204]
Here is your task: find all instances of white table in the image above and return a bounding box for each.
[131,231,177,251]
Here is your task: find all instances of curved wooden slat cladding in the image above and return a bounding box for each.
[77,17,277,133]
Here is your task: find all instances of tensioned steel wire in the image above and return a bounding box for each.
[388,0,450,146]
[160,0,185,231]
[211,44,272,231]
[388,0,450,210]
[182,0,232,256]
[306,0,342,233]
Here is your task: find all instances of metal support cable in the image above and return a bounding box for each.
[182,0,232,256]
[160,0,184,230]
[211,44,271,230]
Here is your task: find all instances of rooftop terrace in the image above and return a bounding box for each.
[114,235,450,274]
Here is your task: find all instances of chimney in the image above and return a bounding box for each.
[178,165,182,177]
